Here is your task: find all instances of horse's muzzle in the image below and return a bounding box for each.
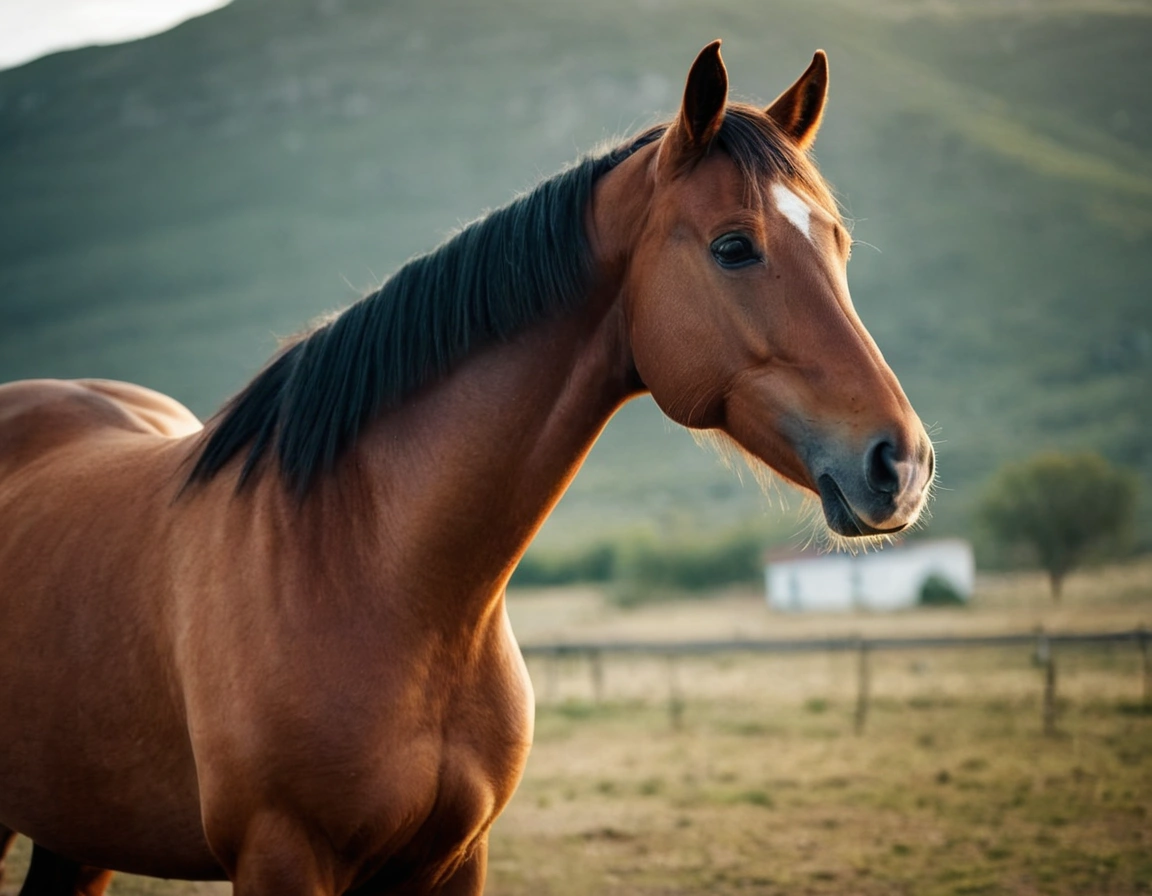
[815,436,934,538]
[817,474,907,537]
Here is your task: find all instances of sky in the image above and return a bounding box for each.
[0,0,232,70]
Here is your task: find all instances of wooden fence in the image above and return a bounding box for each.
[520,627,1152,735]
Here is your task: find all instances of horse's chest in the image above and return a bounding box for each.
[377,762,501,887]
[357,684,533,890]
[193,611,534,891]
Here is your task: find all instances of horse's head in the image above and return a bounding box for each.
[618,42,933,539]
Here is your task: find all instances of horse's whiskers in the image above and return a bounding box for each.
[689,428,792,509]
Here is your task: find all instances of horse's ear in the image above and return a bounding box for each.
[661,40,728,170]
[765,50,828,151]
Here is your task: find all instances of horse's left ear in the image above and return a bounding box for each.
[765,50,828,151]
[660,40,728,172]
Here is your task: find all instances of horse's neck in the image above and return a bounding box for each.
[339,299,631,605]
[283,149,653,623]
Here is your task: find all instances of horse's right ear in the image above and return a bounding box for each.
[659,40,728,174]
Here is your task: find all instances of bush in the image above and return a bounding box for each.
[510,527,766,604]
[510,542,616,587]
[918,574,965,607]
[611,529,764,606]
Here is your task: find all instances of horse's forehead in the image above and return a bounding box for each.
[770,182,816,243]
[665,156,831,242]
[662,153,747,212]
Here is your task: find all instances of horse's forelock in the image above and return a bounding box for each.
[713,104,841,223]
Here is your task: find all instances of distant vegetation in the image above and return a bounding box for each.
[2,0,1150,558]
[512,542,618,588]
[511,526,765,604]
[978,452,1139,599]
[917,573,966,607]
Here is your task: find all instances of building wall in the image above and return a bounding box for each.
[766,554,855,612]
[765,539,974,612]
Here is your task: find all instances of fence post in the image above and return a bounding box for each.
[1034,626,1050,667]
[854,639,871,736]
[1139,626,1150,708]
[589,649,604,704]
[667,654,684,730]
[1043,652,1058,737]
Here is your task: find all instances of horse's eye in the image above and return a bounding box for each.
[710,233,760,269]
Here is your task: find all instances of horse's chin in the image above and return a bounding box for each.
[816,474,910,539]
[689,428,924,554]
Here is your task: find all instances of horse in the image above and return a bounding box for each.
[0,41,933,895]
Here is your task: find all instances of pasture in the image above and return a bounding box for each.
[3,559,1150,895]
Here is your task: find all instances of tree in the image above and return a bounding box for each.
[979,452,1139,600]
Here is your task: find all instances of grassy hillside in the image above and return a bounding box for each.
[1,0,1150,553]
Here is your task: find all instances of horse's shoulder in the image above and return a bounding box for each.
[0,379,201,472]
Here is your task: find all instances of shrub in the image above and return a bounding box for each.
[918,573,965,606]
[511,527,767,604]
[610,529,764,605]
[509,541,616,587]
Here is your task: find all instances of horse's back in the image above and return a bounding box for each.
[0,380,216,876]
[0,378,201,469]
[0,377,201,485]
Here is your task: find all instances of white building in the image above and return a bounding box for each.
[765,538,975,612]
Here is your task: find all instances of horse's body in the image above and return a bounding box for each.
[0,44,933,895]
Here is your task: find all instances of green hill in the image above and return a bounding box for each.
[2,0,1150,555]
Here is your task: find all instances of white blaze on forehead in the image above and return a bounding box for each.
[770,183,814,243]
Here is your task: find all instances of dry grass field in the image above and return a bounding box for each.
[4,558,1151,895]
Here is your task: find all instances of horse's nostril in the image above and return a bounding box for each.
[865,440,901,495]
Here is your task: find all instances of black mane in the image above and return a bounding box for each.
[187,108,824,496]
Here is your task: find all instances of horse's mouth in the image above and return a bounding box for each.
[817,474,907,538]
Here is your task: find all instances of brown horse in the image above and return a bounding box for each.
[0,43,933,895]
